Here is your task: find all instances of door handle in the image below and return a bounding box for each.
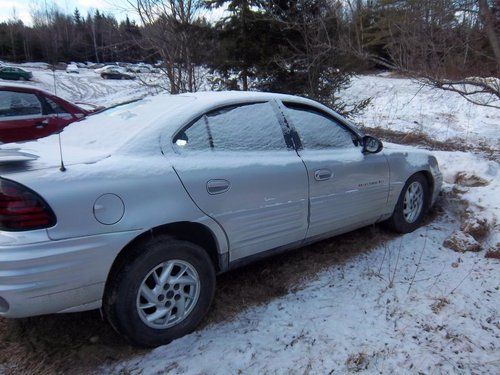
[35,119,49,129]
[207,179,230,195]
[314,169,332,181]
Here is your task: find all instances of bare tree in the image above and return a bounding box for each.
[129,0,204,93]
[345,0,500,108]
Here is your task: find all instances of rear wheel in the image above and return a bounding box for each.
[104,236,216,347]
[385,173,430,233]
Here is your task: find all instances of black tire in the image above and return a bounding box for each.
[103,236,216,347]
[385,173,430,233]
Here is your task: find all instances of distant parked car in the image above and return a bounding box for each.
[101,67,135,80]
[0,91,442,347]
[128,63,153,73]
[0,84,102,143]
[66,63,79,74]
[94,65,119,74]
[0,67,32,81]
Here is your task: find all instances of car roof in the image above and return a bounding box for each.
[10,90,363,166]
[0,83,52,95]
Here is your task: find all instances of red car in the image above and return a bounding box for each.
[0,84,102,144]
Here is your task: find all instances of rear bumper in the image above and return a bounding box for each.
[0,230,140,318]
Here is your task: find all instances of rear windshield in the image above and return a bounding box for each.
[56,95,195,151]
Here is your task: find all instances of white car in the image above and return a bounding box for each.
[66,63,79,74]
[0,91,442,347]
[94,65,124,74]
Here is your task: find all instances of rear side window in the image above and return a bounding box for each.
[0,91,42,118]
[284,104,357,150]
[174,102,287,152]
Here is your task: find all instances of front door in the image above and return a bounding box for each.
[281,102,390,240]
[171,101,309,261]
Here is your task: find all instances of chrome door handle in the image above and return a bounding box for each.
[207,179,230,195]
[314,169,332,181]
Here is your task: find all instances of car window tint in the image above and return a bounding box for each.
[0,91,42,118]
[174,102,286,152]
[45,97,68,114]
[284,104,356,150]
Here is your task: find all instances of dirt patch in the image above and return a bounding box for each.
[454,172,490,187]
[346,352,369,372]
[460,216,491,242]
[431,297,450,314]
[485,245,500,260]
[443,231,481,253]
[362,126,498,160]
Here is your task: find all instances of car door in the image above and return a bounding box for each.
[40,95,78,131]
[281,102,390,240]
[0,90,59,143]
[171,101,309,262]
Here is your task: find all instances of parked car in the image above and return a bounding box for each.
[0,84,102,143]
[101,67,135,80]
[0,91,442,347]
[66,63,79,74]
[0,66,32,81]
[94,64,119,74]
[127,63,153,73]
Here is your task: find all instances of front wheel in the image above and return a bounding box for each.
[385,173,430,233]
[104,236,216,347]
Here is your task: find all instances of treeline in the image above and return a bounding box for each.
[1,1,498,109]
[0,8,144,64]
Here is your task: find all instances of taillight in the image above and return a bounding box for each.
[0,178,56,231]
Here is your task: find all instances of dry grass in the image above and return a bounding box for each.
[362,126,499,161]
[485,247,500,260]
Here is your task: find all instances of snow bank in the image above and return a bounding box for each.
[343,74,500,148]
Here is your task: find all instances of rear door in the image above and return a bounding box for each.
[281,102,390,240]
[0,90,58,143]
[171,101,309,262]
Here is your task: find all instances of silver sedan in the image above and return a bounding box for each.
[0,91,442,346]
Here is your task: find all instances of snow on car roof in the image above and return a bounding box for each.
[4,91,323,164]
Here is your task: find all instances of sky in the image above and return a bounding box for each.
[0,0,226,25]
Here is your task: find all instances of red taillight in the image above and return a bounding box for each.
[0,179,56,231]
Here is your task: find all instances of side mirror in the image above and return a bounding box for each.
[362,135,383,154]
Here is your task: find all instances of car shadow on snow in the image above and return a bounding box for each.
[0,203,444,374]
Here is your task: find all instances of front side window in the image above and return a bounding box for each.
[44,97,69,114]
[0,91,42,118]
[284,103,357,150]
[174,102,287,152]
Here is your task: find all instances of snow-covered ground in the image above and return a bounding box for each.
[2,65,164,108]
[343,73,500,149]
[0,68,498,374]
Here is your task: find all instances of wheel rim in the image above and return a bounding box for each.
[403,181,424,223]
[136,260,200,329]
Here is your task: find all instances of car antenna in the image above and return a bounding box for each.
[51,63,66,172]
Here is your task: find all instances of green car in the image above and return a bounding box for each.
[0,66,33,81]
